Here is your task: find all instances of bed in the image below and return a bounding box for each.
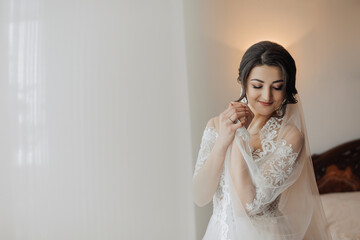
[312,139,360,240]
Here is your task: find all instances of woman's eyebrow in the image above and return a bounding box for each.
[250,79,264,83]
[272,80,284,83]
[250,79,284,83]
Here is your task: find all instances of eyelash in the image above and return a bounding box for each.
[252,85,283,91]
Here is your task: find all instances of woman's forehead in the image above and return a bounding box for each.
[248,65,283,83]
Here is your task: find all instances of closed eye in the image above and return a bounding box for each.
[252,85,262,89]
[273,85,283,90]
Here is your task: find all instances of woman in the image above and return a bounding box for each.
[193,41,332,239]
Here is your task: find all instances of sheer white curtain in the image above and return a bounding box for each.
[0,0,195,239]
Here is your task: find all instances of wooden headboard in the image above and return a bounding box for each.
[311,139,360,194]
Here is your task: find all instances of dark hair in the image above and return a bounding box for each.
[235,40,298,118]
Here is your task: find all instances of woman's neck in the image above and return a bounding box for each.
[247,114,272,135]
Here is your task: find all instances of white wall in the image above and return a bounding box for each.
[0,0,195,239]
[184,0,360,238]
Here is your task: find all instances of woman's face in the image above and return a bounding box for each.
[245,65,285,117]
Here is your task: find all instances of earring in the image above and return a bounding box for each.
[241,96,248,104]
[240,87,247,103]
[241,96,247,103]
[276,99,286,116]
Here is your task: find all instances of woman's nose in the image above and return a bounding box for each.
[262,88,272,101]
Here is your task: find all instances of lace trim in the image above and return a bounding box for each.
[251,117,283,161]
[245,187,267,212]
[213,173,231,240]
[193,127,218,179]
[193,127,230,239]
[247,194,281,215]
[235,126,250,141]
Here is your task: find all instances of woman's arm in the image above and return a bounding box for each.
[229,138,256,213]
[193,102,250,207]
[193,118,229,207]
[236,125,305,215]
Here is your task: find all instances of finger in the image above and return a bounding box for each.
[233,107,248,113]
[230,102,248,111]
[229,106,248,116]
[231,119,244,130]
[230,102,247,109]
[240,106,252,116]
[227,111,238,122]
[224,105,249,123]
[221,106,235,119]
[231,112,250,122]
[228,109,245,121]
[237,107,250,114]
[239,116,247,122]
[229,111,249,122]
[221,109,235,124]
[235,111,249,119]
[240,104,251,111]
[221,111,237,125]
[232,101,248,107]
[226,103,243,113]
[226,108,237,118]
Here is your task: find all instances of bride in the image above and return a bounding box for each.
[193,41,332,239]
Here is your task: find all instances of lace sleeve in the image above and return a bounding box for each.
[245,140,302,213]
[233,125,305,215]
[193,127,218,179]
[262,140,300,186]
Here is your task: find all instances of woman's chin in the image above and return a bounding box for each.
[249,103,278,117]
[254,108,276,117]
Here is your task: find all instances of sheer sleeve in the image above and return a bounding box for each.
[193,126,218,179]
[233,125,304,216]
[219,99,332,239]
[193,119,228,207]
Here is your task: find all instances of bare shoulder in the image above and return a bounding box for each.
[205,116,220,133]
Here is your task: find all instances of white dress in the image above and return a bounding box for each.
[193,100,332,240]
[194,117,301,239]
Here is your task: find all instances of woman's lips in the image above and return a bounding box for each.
[259,101,273,106]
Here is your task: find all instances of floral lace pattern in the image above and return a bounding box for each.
[251,117,283,161]
[246,194,282,223]
[262,140,299,187]
[193,127,218,179]
[193,118,300,239]
[193,126,231,239]
[244,117,300,215]
[213,172,231,240]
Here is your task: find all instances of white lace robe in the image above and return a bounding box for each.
[193,117,302,239]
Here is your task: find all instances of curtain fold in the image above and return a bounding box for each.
[0,0,195,239]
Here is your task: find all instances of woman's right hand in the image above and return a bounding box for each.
[218,102,251,148]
